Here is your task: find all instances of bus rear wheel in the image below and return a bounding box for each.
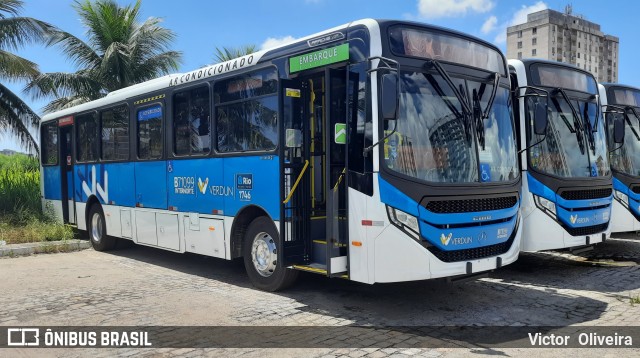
[243,217,298,291]
[88,205,116,251]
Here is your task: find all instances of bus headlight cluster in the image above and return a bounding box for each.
[614,190,629,208]
[386,206,420,238]
[534,195,557,217]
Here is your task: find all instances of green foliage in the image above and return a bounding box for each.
[0,153,40,219]
[28,0,182,113]
[0,153,73,244]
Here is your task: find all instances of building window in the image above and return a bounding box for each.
[517,41,522,49]
[532,49,537,56]
[77,112,99,162]
[578,53,581,59]
[532,38,537,46]
[215,67,278,153]
[100,104,129,161]
[137,104,163,160]
[41,122,58,165]
[532,27,537,35]
[517,30,522,38]
[517,52,522,59]
[173,86,210,156]
[552,48,555,56]
[578,42,581,49]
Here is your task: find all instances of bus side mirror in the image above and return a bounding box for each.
[613,116,625,144]
[533,99,549,135]
[381,74,398,120]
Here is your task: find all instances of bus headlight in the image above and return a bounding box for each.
[614,190,629,208]
[386,206,420,237]
[534,195,556,216]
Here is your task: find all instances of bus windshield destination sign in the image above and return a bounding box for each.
[289,43,349,73]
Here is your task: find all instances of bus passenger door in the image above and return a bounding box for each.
[59,123,76,224]
[280,78,311,266]
[325,68,348,276]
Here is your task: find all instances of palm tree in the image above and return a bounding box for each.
[214,45,256,63]
[27,0,182,113]
[0,0,53,153]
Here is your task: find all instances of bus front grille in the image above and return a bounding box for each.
[424,195,517,214]
[559,188,612,200]
[563,223,608,237]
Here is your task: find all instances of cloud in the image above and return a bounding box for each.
[417,0,495,19]
[481,15,498,34]
[260,36,296,50]
[494,1,548,44]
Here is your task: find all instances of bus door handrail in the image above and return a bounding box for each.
[283,160,310,204]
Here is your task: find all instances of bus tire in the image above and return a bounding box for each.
[87,205,116,251]
[243,216,298,291]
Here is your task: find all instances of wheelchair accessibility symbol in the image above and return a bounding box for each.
[480,163,491,182]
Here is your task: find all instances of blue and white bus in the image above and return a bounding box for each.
[40,19,522,291]
[509,59,612,252]
[599,83,640,233]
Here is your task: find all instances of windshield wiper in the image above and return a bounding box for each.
[581,101,597,154]
[424,59,473,143]
[471,72,499,150]
[553,88,585,155]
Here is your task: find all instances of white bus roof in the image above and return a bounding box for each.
[40,19,379,124]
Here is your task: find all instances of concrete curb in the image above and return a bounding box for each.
[0,239,91,257]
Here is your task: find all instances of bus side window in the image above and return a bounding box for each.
[173,86,210,156]
[347,62,373,195]
[214,67,278,153]
[41,122,59,165]
[77,112,99,162]
[137,104,164,160]
[101,104,129,161]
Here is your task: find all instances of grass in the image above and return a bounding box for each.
[0,153,74,245]
[631,295,640,306]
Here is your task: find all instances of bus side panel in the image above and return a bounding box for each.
[42,165,63,222]
[42,166,62,200]
[74,163,135,207]
[222,155,280,220]
[167,158,224,213]
[134,161,167,209]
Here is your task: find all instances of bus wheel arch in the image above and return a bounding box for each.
[229,205,273,259]
[85,198,116,251]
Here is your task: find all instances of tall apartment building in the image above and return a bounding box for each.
[506,6,619,83]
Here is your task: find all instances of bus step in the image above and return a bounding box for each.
[292,263,327,275]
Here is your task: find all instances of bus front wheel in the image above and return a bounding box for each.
[88,205,116,251]
[242,217,298,291]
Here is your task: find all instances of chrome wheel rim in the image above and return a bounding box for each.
[251,232,277,277]
[91,212,103,244]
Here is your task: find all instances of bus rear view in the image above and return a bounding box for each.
[599,83,640,233]
[509,59,612,252]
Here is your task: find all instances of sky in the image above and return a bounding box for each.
[2,0,639,153]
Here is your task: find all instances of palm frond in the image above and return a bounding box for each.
[0,81,39,153]
[0,0,22,18]
[25,71,104,101]
[214,45,257,63]
[0,17,56,51]
[0,49,38,80]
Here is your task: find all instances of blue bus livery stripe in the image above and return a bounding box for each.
[613,177,640,218]
[526,173,556,202]
[378,177,519,250]
[42,166,62,200]
[421,214,517,251]
[556,205,610,228]
[69,155,280,220]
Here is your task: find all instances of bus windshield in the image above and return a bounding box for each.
[608,107,640,176]
[384,70,518,183]
[528,95,610,178]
